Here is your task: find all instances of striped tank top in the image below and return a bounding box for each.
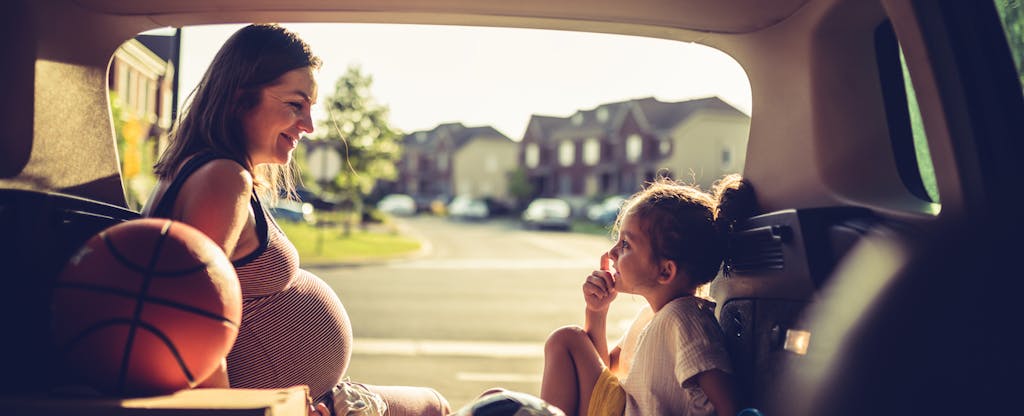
[148,152,352,400]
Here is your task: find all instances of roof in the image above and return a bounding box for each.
[526,96,747,142]
[135,34,178,63]
[402,122,514,150]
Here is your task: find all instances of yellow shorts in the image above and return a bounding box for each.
[588,368,626,416]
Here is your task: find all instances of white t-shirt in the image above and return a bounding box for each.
[621,296,732,416]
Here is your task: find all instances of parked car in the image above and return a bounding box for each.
[447,195,489,220]
[294,187,340,211]
[377,193,417,216]
[585,195,628,226]
[269,200,316,224]
[1,1,1020,414]
[521,198,572,230]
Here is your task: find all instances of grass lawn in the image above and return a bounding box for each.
[572,219,615,236]
[277,220,422,265]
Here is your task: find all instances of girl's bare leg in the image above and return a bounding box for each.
[541,326,607,416]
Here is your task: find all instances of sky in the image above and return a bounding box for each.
[176,23,752,140]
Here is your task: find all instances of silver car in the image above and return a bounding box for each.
[521,198,572,230]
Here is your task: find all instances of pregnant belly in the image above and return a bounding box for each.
[226,269,352,399]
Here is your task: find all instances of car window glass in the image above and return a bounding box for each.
[899,47,940,203]
[876,21,940,205]
[994,0,1024,92]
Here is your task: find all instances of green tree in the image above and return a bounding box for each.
[507,167,536,210]
[313,65,402,226]
[996,0,1024,88]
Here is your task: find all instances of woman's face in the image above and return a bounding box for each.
[608,210,661,296]
[240,66,317,166]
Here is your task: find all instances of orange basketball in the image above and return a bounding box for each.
[51,218,242,396]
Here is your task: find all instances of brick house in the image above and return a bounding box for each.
[395,122,518,205]
[519,96,750,208]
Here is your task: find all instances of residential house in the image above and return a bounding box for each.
[396,122,518,206]
[108,33,178,207]
[519,96,750,209]
[109,34,177,156]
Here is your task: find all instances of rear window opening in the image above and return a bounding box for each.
[109,23,752,408]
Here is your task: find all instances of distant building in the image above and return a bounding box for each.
[519,96,750,207]
[396,122,518,204]
[108,33,178,208]
[108,34,178,159]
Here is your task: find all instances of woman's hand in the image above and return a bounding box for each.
[583,253,617,313]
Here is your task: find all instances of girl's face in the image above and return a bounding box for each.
[240,66,317,166]
[608,210,662,296]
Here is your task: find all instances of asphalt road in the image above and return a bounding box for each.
[307,216,649,410]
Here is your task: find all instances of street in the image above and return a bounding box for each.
[308,216,649,409]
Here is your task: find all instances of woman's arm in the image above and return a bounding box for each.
[694,369,739,416]
[173,159,254,258]
[173,159,251,390]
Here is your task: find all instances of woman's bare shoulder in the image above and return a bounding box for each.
[187,158,253,193]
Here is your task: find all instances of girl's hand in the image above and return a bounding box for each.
[309,402,330,416]
[583,253,617,312]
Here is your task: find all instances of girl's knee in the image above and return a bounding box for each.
[545,325,587,353]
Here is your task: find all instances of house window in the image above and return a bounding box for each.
[600,173,614,193]
[626,134,643,162]
[659,140,671,155]
[559,174,573,195]
[722,146,733,170]
[415,132,427,143]
[621,171,637,193]
[437,153,448,171]
[583,138,600,166]
[585,175,598,195]
[559,141,575,167]
[116,62,128,102]
[146,78,155,117]
[571,113,583,125]
[596,108,609,123]
[525,143,540,168]
[125,69,136,112]
[407,152,418,170]
[485,155,498,173]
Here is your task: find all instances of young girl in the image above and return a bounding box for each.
[540,174,754,416]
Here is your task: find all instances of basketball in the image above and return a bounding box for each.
[51,218,242,396]
[452,389,565,416]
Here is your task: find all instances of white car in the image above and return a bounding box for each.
[522,198,572,230]
[377,194,417,216]
[270,200,316,224]
[447,195,489,220]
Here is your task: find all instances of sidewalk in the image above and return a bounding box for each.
[352,338,543,359]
